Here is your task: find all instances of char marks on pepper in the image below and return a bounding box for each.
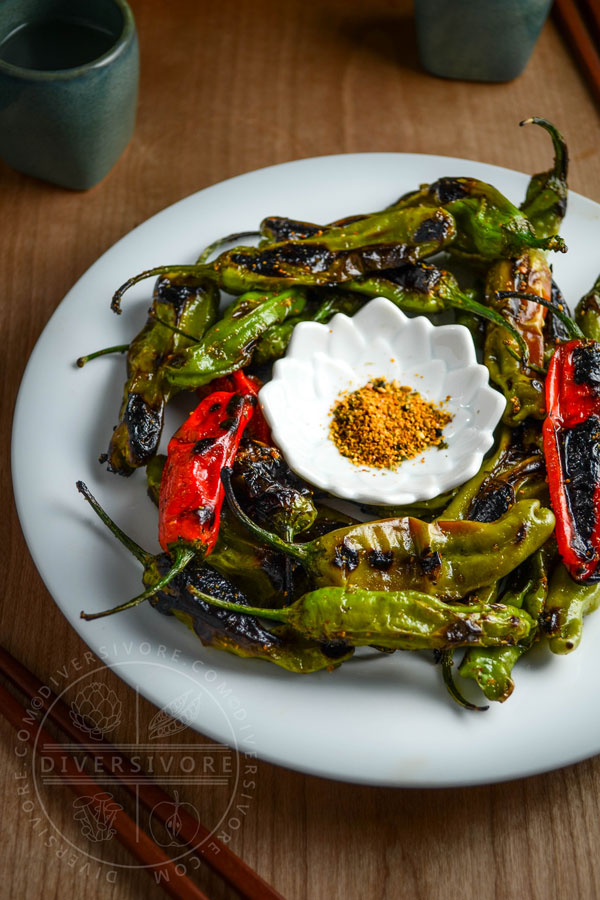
[443,618,484,644]
[193,437,216,455]
[368,549,394,571]
[156,277,197,320]
[558,415,600,560]
[262,217,323,241]
[413,212,451,243]
[153,556,281,650]
[381,263,441,294]
[430,178,469,204]
[419,549,442,579]
[231,244,335,276]
[333,540,359,572]
[573,344,600,389]
[123,394,163,466]
[468,481,515,523]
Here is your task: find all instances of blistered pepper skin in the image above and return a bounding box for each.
[107,275,219,475]
[161,288,307,392]
[541,562,600,654]
[575,274,600,342]
[194,586,534,651]
[215,206,457,295]
[303,500,554,598]
[484,250,551,424]
[543,339,600,582]
[224,475,556,601]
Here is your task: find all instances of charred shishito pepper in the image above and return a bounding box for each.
[222,469,555,599]
[484,250,552,424]
[159,288,307,393]
[197,370,272,444]
[159,391,255,558]
[344,261,528,356]
[393,176,567,259]
[105,273,219,475]
[543,339,600,582]
[519,117,569,241]
[575,274,600,342]
[190,586,535,652]
[82,390,255,617]
[232,440,317,540]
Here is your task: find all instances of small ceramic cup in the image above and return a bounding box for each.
[0,0,138,189]
[414,0,553,83]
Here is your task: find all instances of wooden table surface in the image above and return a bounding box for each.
[2,2,600,898]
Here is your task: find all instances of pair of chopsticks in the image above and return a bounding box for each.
[0,646,284,900]
[553,0,600,104]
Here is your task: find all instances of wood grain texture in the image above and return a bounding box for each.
[2,1,600,898]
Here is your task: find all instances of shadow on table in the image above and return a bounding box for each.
[331,13,422,74]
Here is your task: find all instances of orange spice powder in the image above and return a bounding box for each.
[329,377,452,469]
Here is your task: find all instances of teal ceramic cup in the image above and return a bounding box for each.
[0,0,138,189]
[414,0,553,83]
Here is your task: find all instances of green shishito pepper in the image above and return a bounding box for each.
[458,545,553,702]
[575,274,600,342]
[422,177,566,258]
[541,562,600,655]
[105,274,219,475]
[110,206,456,312]
[77,481,349,672]
[253,291,362,366]
[190,586,534,651]
[343,261,528,357]
[483,250,551,424]
[391,176,566,259]
[222,470,555,599]
[214,205,457,294]
[160,287,307,391]
[519,117,568,240]
[442,426,545,523]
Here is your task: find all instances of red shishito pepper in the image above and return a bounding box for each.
[543,339,600,582]
[196,369,272,444]
[159,390,255,554]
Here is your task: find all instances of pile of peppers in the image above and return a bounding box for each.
[76,116,600,710]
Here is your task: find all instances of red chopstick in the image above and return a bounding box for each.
[553,0,600,104]
[0,646,285,900]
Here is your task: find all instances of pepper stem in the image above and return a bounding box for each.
[441,650,489,712]
[495,291,585,340]
[149,311,203,344]
[520,117,568,183]
[81,547,196,621]
[445,287,530,363]
[198,231,261,264]
[76,344,129,367]
[221,469,307,561]
[111,265,213,314]
[188,588,291,622]
[76,481,150,566]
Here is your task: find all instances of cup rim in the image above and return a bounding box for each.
[0,0,136,80]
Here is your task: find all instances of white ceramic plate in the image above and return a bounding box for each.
[12,153,600,787]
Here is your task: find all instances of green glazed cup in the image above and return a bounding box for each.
[414,0,553,83]
[0,0,138,189]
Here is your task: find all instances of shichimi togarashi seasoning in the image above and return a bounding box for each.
[329,377,452,469]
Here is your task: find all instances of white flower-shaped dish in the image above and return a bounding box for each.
[259,297,505,505]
